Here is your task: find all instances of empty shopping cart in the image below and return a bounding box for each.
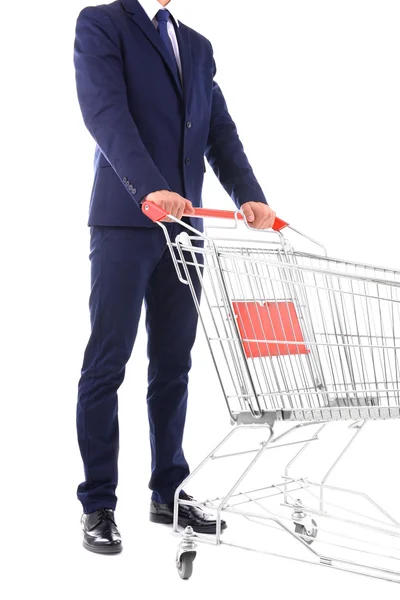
[143,200,400,584]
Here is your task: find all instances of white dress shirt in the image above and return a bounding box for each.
[139,0,183,83]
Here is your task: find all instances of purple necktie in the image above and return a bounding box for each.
[155,9,181,87]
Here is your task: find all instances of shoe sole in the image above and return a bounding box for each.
[82,541,123,555]
[150,512,227,535]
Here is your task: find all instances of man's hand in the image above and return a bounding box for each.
[241,202,276,230]
[144,190,195,222]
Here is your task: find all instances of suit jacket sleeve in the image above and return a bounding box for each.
[205,49,268,209]
[74,7,170,204]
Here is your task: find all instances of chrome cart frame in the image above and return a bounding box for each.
[143,201,400,584]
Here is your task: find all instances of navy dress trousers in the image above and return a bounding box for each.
[74,0,268,513]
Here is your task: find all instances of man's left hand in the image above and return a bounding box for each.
[241,202,276,230]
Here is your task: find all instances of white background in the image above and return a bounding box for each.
[2,0,400,597]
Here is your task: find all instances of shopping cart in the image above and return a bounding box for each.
[143,200,400,583]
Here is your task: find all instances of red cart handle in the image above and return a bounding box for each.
[142,201,289,232]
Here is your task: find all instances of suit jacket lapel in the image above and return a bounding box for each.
[121,0,183,98]
[176,23,193,107]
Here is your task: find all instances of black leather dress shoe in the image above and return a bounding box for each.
[150,492,227,534]
[81,508,122,554]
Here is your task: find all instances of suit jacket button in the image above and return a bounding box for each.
[132,188,137,195]
[129,184,134,191]
[186,121,192,129]
[123,177,127,183]
[185,157,191,165]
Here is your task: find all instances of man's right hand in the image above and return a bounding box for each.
[144,191,195,222]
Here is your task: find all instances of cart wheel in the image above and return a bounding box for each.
[295,519,318,544]
[177,551,196,580]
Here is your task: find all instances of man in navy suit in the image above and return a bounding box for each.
[74,0,276,554]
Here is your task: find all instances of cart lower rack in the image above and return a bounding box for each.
[143,200,400,584]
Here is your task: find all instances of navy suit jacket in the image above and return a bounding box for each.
[74,0,267,227]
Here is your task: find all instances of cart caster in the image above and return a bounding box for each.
[176,526,197,580]
[292,499,318,545]
[295,519,318,545]
[177,551,197,580]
